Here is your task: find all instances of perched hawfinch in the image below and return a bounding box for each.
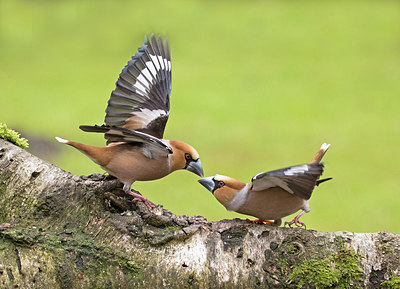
[56,35,204,208]
[198,143,331,228]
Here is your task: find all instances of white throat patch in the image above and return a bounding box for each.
[226,183,251,211]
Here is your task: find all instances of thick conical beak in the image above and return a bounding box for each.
[198,176,215,193]
[186,159,204,177]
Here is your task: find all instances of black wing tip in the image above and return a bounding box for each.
[145,33,167,43]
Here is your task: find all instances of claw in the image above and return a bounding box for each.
[284,211,307,229]
[127,191,155,209]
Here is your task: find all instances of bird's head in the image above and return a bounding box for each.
[198,174,247,207]
[169,140,204,177]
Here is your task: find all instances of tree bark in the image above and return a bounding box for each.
[0,138,399,289]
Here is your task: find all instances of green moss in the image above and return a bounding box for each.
[1,227,40,245]
[275,256,290,274]
[288,258,338,288]
[1,227,140,277]
[286,242,301,255]
[332,247,364,287]
[288,247,363,289]
[381,276,400,288]
[41,233,63,248]
[120,260,139,273]
[164,225,182,232]
[0,123,29,148]
[380,243,395,254]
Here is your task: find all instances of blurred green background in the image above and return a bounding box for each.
[1,0,399,233]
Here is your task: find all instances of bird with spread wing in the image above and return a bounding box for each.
[56,35,204,209]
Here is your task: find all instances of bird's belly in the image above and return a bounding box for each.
[236,188,306,220]
[102,151,170,183]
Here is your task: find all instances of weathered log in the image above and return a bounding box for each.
[0,138,399,288]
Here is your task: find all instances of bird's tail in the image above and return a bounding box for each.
[55,136,101,164]
[55,137,86,151]
[310,142,331,164]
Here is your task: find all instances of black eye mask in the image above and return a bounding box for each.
[213,179,225,192]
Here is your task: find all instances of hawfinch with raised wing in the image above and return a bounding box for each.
[198,143,331,228]
[56,35,203,208]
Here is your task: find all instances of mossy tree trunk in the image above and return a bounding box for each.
[0,138,399,288]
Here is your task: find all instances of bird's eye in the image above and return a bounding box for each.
[218,181,225,187]
[185,153,191,160]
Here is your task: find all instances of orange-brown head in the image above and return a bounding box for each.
[169,140,203,177]
[198,174,248,210]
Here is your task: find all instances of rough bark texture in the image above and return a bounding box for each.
[0,138,399,289]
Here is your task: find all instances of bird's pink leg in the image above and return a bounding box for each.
[127,191,155,209]
[284,211,306,229]
[246,218,275,225]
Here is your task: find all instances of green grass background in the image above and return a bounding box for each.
[1,0,399,233]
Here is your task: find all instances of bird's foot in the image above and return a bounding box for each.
[127,191,155,209]
[284,211,306,229]
[246,218,275,225]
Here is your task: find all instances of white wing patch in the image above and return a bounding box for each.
[158,55,165,70]
[141,67,152,81]
[150,55,161,70]
[148,54,171,72]
[145,61,157,77]
[133,108,169,126]
[163,58,168,72]
[251,176,296,195]
[136,74,150,89]
[132,54,171,97]
[284,165,309,176]
[133,82,146,96]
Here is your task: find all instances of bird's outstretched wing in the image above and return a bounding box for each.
[80,125,172,156]
[104,34,171,139]
[251,163,324,200]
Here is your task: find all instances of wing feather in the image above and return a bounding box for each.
[251,163,324,200]
[80,125,172,156]
[104,34,171,139]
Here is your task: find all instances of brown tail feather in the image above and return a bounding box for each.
[55,136,107,166]
[310,143,331,164]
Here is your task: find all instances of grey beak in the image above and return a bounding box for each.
[186,159,204,177]
[198,176,215,193]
